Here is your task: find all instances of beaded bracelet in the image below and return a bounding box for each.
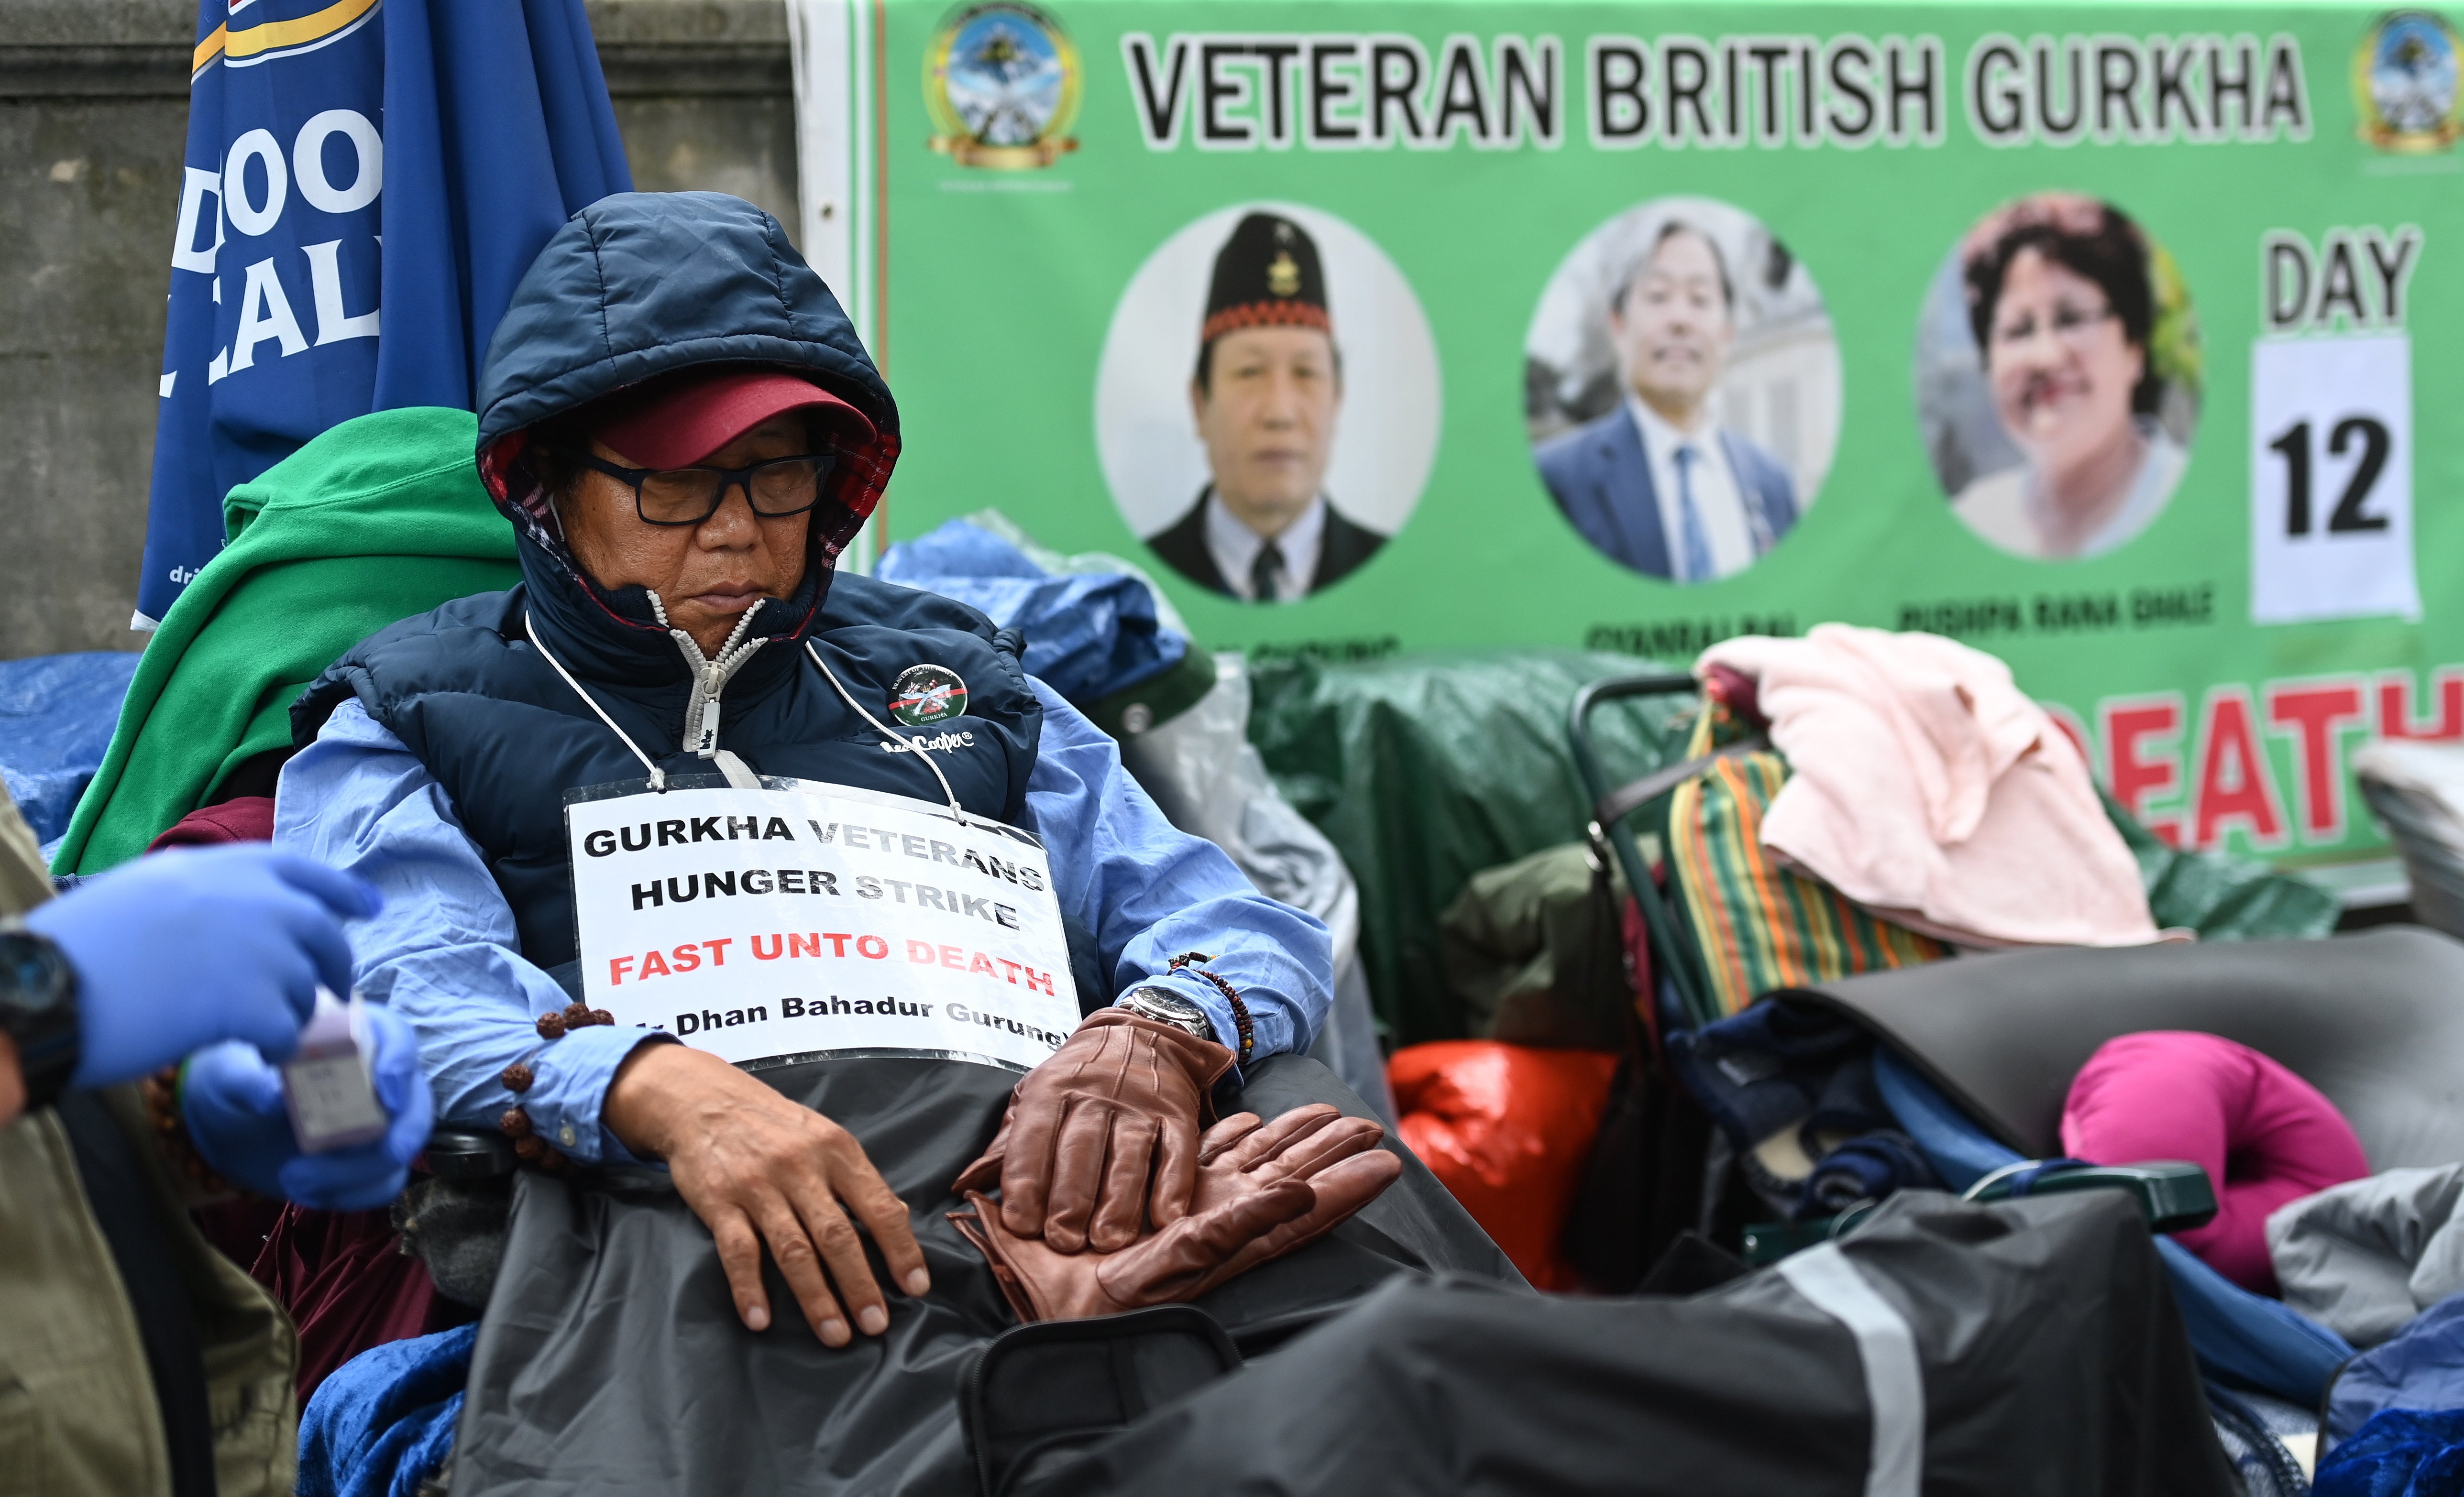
[144,1063,239,1197]
[497,1001,619,1172]
[1166,951,1254,1065]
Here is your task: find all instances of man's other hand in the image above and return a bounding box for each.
[604,1043,931,1346]
[950,1104,1401,1322]
[952,1009,1234,1253]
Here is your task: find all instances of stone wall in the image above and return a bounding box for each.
[0,0,799,660]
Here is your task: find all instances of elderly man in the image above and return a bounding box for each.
[1146,212,1386,603]
[272,191,1504,1495]
[1538,220,1799,582]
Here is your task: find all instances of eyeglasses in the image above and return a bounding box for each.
[575,452,840,527]
[1991,300,2117,350]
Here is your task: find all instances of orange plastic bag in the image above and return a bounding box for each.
[1389,1041,1621,1290]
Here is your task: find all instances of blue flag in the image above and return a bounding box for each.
[139,0,632,626]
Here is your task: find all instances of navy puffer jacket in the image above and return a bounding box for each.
[297,192,1042,973]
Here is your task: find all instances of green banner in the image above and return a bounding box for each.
[813,0,2464,874]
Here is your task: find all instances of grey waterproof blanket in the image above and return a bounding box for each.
[449,1053,1512,1496]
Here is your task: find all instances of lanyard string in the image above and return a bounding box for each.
[804,639,970,824]
[527,611,670,792]
[523,609,986,830]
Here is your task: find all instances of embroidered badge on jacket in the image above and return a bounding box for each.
[891,664,969,726]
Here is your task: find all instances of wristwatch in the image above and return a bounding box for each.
[1113,985,1218,1043]
[0,922,80,1111]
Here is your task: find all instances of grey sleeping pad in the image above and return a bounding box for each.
[449,1052,1516,1497]
[1774,926,2464,1169]
[1022,1191,2235,1497]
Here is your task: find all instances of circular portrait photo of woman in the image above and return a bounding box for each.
[1526,197,1839,584]
[1915,193,2202,561]
[1094,203,1440,605]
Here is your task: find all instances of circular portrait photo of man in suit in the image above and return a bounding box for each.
[1097,204,1440,604]
[1527,197,1840,584]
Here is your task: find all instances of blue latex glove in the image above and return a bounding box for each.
[182,1004,433,1210]
[22,845,380,1088]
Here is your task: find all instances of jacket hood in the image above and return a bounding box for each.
[472,191,898,658]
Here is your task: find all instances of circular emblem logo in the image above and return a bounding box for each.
[924,1,1082,170]
[891,665,969,727]
[2355,11,2464,153]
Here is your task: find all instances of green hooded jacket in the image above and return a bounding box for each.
[54,407,518,873]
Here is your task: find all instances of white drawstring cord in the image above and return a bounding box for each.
[525,610,996,827]
[527,610,670,792]
[804,639,969,824]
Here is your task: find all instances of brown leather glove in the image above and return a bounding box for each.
[950,1104,1403,1322]
[952,1008,1234,1252]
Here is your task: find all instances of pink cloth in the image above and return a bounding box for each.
[1696,625,2156,948]
[2061,1032,2369,1294]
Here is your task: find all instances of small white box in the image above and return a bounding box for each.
[283,988,389,1153]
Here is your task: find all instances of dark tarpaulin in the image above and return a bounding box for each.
[1028,1191,2235,1497]
[1247,649,1693,1047]
[449,1053,1515,1497]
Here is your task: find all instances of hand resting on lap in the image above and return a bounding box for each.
[605,1042,932,1346]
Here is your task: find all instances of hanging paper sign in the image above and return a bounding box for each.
[567,779,1082,1071]
[2249,333,2418,625]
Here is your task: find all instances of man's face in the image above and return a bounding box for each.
[561,413,814,655]
[1189,326,1341,539]
[1610,230,1735,420]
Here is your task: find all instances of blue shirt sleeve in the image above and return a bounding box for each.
[273,682,1327,1154]
[273,698,667,1165]
[1025,679,1331,1062]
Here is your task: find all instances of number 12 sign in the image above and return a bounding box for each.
[2250,333,2419,624]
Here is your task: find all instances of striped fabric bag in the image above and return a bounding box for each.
[1666,702,1949,1017]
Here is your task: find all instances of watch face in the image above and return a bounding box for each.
[0,928,79,1095]
[0,931,71,1013]
[1129,986,1204,1020]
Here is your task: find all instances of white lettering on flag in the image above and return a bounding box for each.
[229,258,307,371]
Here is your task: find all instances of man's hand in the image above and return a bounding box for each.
[951,1009,1234,1253]
[951,1104,1402,1322]
[605,1043,930,1346]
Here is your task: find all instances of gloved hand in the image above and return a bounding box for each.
[181,1004,433,1210]
[950,1104,1402,1322]
[953,1008,1234,1252]
[22,845,379,1088]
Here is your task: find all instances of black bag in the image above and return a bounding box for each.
[960,1307,1241,1497]
[1553,840,1724,1290]
[1023,1191,2240,1497]
[1558,1051,1717,1291]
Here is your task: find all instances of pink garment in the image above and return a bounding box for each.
[2062,1032,2369,1294]
[1696,625,2156,948]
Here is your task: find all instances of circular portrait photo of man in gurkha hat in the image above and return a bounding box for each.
[1097,205,1441,604]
